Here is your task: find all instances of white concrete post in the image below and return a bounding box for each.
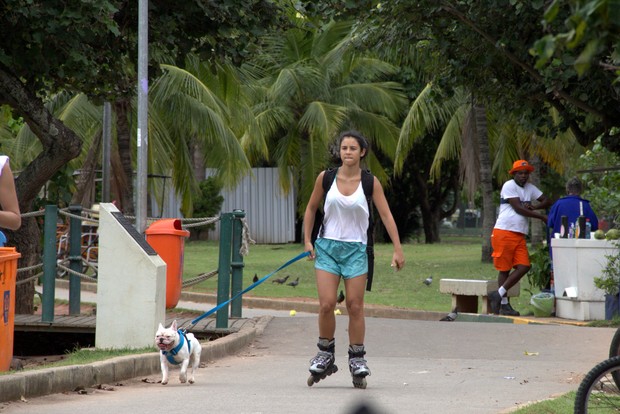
[95,203,167,349]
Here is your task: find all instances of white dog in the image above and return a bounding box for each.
[155,320,202,385]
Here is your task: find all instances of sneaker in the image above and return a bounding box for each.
[499,303,520,316]
[505,302,520,315]
[488,291,502,314]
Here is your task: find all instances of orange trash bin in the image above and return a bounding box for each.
[0,247,21,372]
[145,219,190,309]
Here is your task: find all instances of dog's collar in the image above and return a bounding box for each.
[162,329,191,365]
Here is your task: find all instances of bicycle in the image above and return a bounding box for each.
[56,225,99,279]
[574,326,620,413]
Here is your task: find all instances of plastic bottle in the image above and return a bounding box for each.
[576,201,586,239]
[560,215,568,238]
[585,219,592,239]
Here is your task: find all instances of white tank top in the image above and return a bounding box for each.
[0,156,8,175]
[322,179,369,244]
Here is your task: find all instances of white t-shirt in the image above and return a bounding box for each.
[322,179,369,244]
[494,179,543,235]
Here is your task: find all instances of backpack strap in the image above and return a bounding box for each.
[361,169,374,197]
[322,167,338,193]
[361,169,375,292]
[360,169,374,246]
[310,168,337,246]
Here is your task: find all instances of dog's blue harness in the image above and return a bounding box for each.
[162,329,191,365]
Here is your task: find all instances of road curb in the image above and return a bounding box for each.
[0,315,269,403]
[56,280,588,325]
[56,280,448,321]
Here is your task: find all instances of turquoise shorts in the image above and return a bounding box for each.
[314,238,368,279]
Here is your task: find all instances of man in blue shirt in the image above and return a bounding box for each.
[548,177,598,238]
[547,177,598,286]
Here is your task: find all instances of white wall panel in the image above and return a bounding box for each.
[205,168,296,244]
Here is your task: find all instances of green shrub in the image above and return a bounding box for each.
[527,244,551,291]
[594,242,620,295]
[190,177,224,240]
[578,137,620,227]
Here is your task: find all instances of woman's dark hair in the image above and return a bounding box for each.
[338,130,369,158]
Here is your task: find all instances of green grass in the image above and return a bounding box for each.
[182,236,538,313]
[0,347,154,376]
[510,392,576,413]
[55,348,154,367]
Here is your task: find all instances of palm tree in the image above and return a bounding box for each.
[241,20,409,213]
[395,81,585,257]
[393,85,488,246]
[149,59,252,215]
[6,59,254,218]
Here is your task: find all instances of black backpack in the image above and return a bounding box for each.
[310,167,376,291]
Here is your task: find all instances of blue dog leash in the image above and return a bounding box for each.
[188,251,310,327]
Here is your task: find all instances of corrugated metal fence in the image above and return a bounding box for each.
[206,168,296,244]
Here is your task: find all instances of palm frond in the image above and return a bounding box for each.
[154,65,228,118]
[298,102,347,139]
[346,109,401,160]
[312,20,355,62]
[333,82,407,121]
[429,103,468,181]
[395,83,437,172]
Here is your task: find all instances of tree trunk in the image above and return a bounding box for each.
[192,136,205,182]
[0,66,83,313]
[413,166,459,244]
[71,132,102,207]
[472,104,495,263]
[420,207,441,243]
[113,100,134,215]
[110,146,128,209]
[529,154,545,247]
[7,218,40,314]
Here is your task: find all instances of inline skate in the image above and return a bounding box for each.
[307,338,338,386]
[349,344,371,389]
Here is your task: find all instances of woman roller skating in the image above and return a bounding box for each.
[303,130,404,388]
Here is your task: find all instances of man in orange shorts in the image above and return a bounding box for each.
[489,160,552,316]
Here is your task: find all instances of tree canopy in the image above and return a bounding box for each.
[0,0,291,313]
[241,19,408,214]
[359,0,620,155]
[1,0,289,102]
[0,0,290,210]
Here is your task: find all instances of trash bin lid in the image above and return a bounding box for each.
[145,219,190,237]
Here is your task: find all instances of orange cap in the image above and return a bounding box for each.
[509,160,535,174]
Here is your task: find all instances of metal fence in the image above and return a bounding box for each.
[206,168,296,244]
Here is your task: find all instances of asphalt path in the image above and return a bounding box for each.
[1,311,615,414]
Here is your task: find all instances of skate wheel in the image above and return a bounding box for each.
[307,364,338,387]
[352,376,367,389]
